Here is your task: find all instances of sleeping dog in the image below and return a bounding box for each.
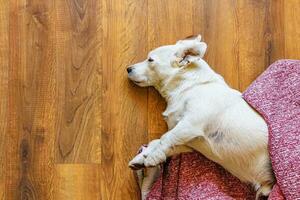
[127,35,275,199]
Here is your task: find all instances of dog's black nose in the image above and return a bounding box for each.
[127,67,133,73]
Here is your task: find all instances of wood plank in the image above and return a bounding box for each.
[147,0,195,140]
[284,0,300,59]
[267,0,300,63]
[5,0,27,198]
[192,0,206,35]
[236,0,269,90]
[5,0,57,199]
[54,0,102,163]
[0,0,8,198]
[203,0,240,89]
[54,164,101,200]
[268,0,285,62]
[100,0,148,199]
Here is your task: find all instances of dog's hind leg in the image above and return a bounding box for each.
[135,166,161,200]
[131,144,193,200]
[255,181,274,200]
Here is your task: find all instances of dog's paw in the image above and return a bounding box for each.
[129,153,146,170]
[144,148,166,167]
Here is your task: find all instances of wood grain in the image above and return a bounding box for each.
[54,164,101,200]
[203,0,240,89]
[284,0,300,59]
[0,0,8,198]
[100,0,148,199]
[236,0,270,91]
[55,0,102,163]
[1,0,300,199]
[268,0,285,63]
[5,0,57,199]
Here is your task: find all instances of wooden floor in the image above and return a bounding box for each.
[0,0,300,199]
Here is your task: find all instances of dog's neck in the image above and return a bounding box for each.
[154,62,226,104]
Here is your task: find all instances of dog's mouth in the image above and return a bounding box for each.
[133,81,141,84]
[128,77,143,84]
[128,75,142,84]
[131,80,149,87]
[128,76,148,86]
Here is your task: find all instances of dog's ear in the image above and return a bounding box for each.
[175,35,207,59]
[177,34,202,43]
[172,55,199,69]
[172,35,206,68]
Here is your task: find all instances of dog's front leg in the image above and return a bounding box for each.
[143,119,203,167]
[129,140,192,170]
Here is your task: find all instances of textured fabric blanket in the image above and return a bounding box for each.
[136,60,300,200]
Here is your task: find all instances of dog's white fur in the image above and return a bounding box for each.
[128,35,275,199]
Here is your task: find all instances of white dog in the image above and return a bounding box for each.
[127,35,275,199]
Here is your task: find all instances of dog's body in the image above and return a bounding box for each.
[127,35,275,199]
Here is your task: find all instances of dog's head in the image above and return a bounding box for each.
[127,35,207,87]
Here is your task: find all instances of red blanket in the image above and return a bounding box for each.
[137,60,300,200]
